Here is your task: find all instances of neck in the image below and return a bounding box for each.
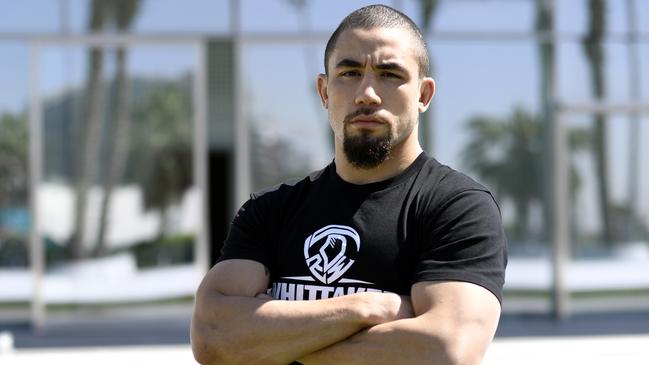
[334,136,423,185]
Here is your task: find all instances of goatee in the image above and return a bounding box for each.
[340,107,393,169]
[343,133,392,169]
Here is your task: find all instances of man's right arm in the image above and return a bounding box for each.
[190,259,412,365]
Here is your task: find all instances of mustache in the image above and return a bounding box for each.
[343,108,380,124]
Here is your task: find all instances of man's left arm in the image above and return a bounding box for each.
[298,280,501,365]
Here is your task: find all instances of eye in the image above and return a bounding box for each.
[339,70,360,77]
[382,72,401,79]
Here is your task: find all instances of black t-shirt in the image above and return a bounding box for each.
[219,153,507,303]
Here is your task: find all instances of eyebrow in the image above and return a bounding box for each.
[375,62,408,74]
[334,58,363,69]
[334,58,408,74]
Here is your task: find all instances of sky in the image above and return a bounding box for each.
[1,0,648,238]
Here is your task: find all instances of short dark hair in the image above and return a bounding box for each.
[324,4,429,78]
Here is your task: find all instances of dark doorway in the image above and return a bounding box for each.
[208,150,232,266]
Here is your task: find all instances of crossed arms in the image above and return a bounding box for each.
[190,259,501,365]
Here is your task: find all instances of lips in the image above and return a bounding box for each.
[351,120,383,129]
[349,116,386,128]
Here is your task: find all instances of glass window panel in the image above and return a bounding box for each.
[242,43,331,191]
[431,42,540,168]
[606,0,633,35]
[566,114,598,248]
[0,1,59,32]
[307,0,400,32]
[34,44,200,307]
[558,42,649,103]
[637,116,649,230]
[65,0,230,34]
[637,0,649,34]
[403,0,534,34]
[557,0,619,36]
[557,0,588,35]
[130,0,229,33]
[557,43,591,101]
[623,115,649,244]
[241,0,393,33]
[606,43,633,101]
[567,114,649,250]
[0,43,29,274]
[0,43,28,115]
[641,44,649,100]
[65,0,91,33]
[431,42,543,248]
[240,0,302,33]
[558,0,640,36]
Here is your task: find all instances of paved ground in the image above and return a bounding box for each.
[2,335,649,365]
[0,345,198,365]
[1,306,648,364]
[484,334,649,365]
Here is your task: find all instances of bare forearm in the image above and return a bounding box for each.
[298,317,446,365]
[299,316,488,365]
[191,292,408,365]
[298,282,501,365]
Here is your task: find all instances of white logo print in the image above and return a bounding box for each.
[304,225,360,284]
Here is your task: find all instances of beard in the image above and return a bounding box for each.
[343,132,392,169]
[341,107,394,169]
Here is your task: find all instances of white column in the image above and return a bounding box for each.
[232,0,251,209]
[548,0,570,320]
[28,43,45,330]
[193,41,210,275]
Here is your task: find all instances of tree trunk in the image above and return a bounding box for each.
[582,0,612,246]
[515,200,530,241]
[94,47,131,256]
[536,0,554,244]
[158,203,170,240]
[71,0,107,259]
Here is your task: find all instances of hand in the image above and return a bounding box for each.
[255,292,273,300]
[298,294,414,365]
[354,292,414,325]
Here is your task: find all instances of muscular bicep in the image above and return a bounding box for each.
[198,259,270,297]
[411,281,501,363]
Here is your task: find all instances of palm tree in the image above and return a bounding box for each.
[463,108,544,240]
[534,0,554,243]
[582,0,612,246]
[94,0,141,256]
[71,0,108,259]
[0,113,28,207]
[462,108,589,241]
[130,84,193,239]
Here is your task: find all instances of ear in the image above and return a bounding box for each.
[418,77,435,113]
[316,73,329,109]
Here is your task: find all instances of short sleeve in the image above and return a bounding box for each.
[413,189,507,303]
[217,197,273,269]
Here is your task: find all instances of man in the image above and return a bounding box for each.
[191,4,506,365]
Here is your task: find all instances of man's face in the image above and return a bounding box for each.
[317,27,434,169]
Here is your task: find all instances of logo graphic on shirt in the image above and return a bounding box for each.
[303,225,360,284]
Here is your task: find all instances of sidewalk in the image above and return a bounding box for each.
[0,345,198,365]
[484,334,649,365]
[2,334,648,365]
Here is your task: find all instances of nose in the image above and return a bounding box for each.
[354,74,381,106]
